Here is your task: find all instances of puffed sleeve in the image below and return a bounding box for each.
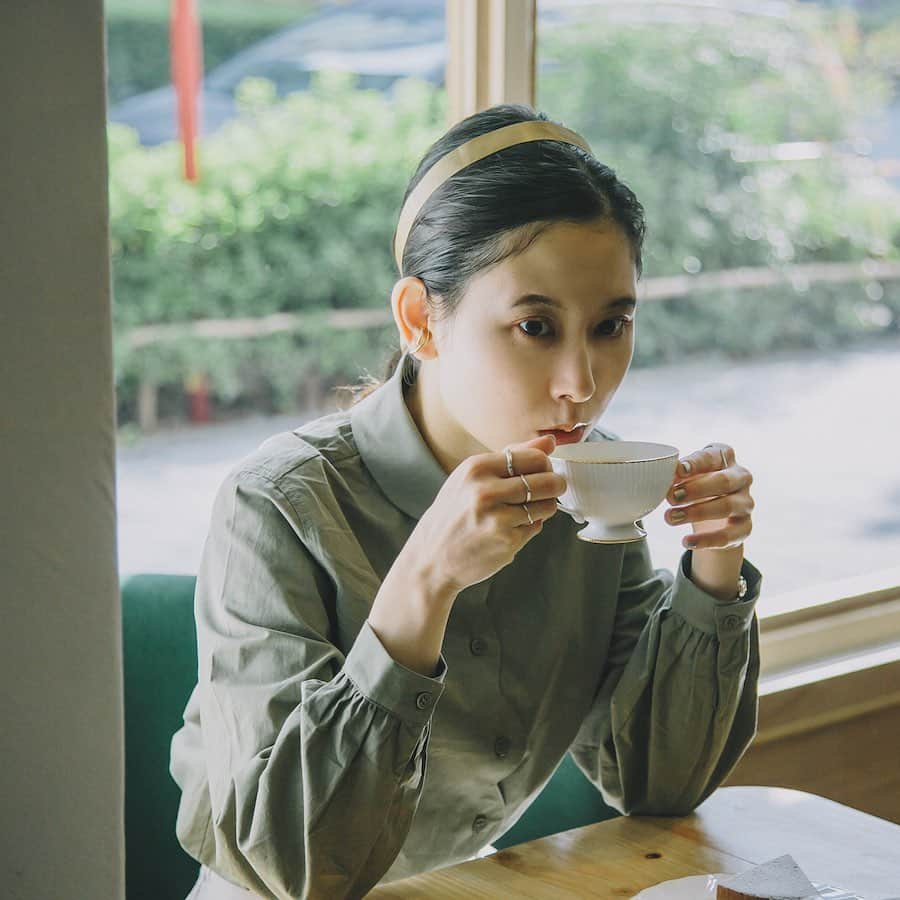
[169,467,446,899]
[568,534,762,817]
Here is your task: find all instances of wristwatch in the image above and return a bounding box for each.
[736,574,748,601]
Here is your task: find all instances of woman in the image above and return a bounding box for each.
[171,104,761,900]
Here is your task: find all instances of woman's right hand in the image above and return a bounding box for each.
[407,433,569,598]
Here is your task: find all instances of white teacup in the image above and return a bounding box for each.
[549,441,680,543]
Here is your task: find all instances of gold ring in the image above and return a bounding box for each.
[519,474,532,503]
[522,503,534,525]
[505,448,515,477]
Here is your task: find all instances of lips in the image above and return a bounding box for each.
[539,424,588,445]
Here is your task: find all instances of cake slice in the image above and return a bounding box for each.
[716,854,822,899]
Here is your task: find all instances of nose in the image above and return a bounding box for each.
[553,346,596,404]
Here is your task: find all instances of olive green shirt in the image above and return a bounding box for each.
[170,353,762,899]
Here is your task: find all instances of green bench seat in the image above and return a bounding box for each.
[121,573,618,899]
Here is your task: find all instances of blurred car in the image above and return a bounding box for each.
[108,0,447,145]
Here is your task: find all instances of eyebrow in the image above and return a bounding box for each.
[509,293,637,314]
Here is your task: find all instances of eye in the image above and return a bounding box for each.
[597,317,633,338]
[517,317,633,339]
[518,319,551,338]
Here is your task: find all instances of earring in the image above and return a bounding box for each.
[409,328,431,355]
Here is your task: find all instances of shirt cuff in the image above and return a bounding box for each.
[668,551,763,636]
[342,619,449,727]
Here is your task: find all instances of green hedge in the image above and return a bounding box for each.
[108,5,900,426]
[109,74,445,421]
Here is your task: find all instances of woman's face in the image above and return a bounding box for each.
[424,219,638,465]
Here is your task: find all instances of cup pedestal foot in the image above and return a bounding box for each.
[575,520,647,544]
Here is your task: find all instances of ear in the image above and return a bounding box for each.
[390,276,438,359]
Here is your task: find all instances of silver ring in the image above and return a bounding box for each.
[505,447,515,477]
[519,474,532,503]
[704,443,729,471]
[522,503,534,525]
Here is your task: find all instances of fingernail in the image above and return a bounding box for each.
[680,460,692,475]
[673,487,687,501]
[670,510,687,522]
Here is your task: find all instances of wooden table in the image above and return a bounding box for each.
[369,786,900,898]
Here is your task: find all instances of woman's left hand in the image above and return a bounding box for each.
[664,443,755,551]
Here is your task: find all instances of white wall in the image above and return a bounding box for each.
[0,3,124,898]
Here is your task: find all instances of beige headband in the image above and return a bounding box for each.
[393,120,593,272]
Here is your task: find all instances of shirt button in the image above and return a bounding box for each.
[415,692,433,710]
[472,815,488,833]
[469,637,487,656]
[723,615,742,630]
[494,736,510,758]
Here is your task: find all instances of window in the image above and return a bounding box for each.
[108,0,448,576]
[535,0,900,612]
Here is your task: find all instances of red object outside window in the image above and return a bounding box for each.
[170,0,203,181]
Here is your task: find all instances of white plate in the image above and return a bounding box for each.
[631,874,726,899]
[631,875,867,900]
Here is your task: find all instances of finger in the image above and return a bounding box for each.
[669,466,752,505]
[683,514,753,550]
[495,471,569,505]
[665,494,754,526]
[518,518,544,536]
[483,440,557,479]
[496,498,560,528]
[677,443,734,478]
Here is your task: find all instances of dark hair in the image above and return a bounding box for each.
[340,103,646,406]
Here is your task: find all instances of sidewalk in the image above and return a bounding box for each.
[116,337,900,608]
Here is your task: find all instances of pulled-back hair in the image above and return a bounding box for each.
[341,103,646,405]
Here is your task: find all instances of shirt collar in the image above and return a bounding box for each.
[350,352,448,520]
